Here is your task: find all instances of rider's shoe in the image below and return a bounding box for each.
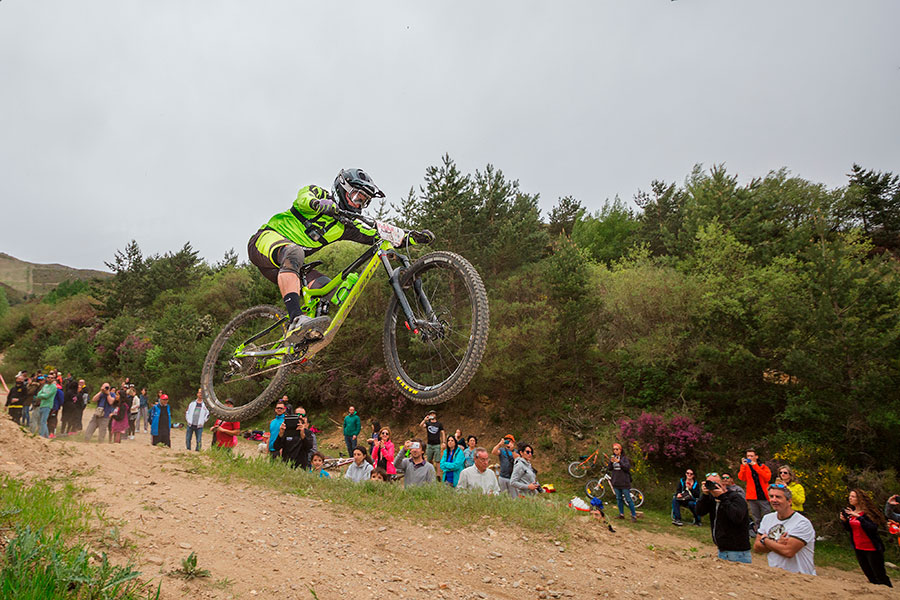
[286,315,331,343]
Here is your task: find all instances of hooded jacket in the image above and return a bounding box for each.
[696,490,751,551]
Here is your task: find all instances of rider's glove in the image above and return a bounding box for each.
[408,229,435,245]
[311,196,337,217]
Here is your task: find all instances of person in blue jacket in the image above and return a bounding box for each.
[440,435,466,487]
[149,394,172,447]
[268,399,288,458]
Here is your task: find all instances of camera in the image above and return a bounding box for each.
[409,441,421,450]
[704,480,719,491]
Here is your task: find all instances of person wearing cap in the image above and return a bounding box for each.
[491,435,519,497]
[210,399,241,451]
[150,393,172,447]
[5,372,29,424]
[419,410,446,471]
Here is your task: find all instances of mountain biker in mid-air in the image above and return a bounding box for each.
[247,168,434,343]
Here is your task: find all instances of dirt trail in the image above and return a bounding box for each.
[0,415,893,600]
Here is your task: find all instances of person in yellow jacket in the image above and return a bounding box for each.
[777,465,806,513]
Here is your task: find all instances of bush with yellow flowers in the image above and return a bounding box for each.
[773,443,848,513]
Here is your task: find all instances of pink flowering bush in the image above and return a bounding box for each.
[619,412,711,465]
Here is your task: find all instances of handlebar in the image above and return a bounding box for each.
[334,207,376,228]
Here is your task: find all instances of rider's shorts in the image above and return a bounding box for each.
[247,229,326,286]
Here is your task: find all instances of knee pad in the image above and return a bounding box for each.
[277,245,305,277]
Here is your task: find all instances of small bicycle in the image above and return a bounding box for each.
[322,457,354,471]
[567,448,604,478]
[584,471,644,508]
[201,208,490,421]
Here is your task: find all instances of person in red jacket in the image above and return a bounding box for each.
[738,448,772,532]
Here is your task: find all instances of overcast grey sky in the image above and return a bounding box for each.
[2,1,898,270]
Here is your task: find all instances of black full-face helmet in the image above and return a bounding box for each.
[333,168,384,213]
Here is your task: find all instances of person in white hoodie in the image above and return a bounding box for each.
[184,389,210,451]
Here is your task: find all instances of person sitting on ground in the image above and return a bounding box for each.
[371,427,397,477]
[776,465,806,514]
[345,446,374,482]
[753,483,816,575]
[393,439,436,488]
[510,442,540,498]
[440,435,466,487]
[370,467,388,482]
[463,435,477,468]
[841,489,892,587]
[672,468,702,526]
[492,435,519,498]
[273,407,313,469]
[456,447,500,494]
[695,473,752,564]
[310,451,330,478]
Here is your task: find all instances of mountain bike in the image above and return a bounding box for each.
[201,209,490,421]
[567,448,606,478]
[584,471,644,508]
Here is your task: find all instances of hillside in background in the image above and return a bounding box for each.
[0,252,109,298]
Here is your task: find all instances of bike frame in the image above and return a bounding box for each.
[234,230,437,367]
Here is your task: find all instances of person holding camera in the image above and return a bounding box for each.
[738,449,772,531]
[609,443,637,521]
[394,439,436,487]
[841,489,892,587]
[671,468,702,526]
[695,473,752,563]
[753,483,816,575]
[491,435,518,497]
[420,410,446,470]
[273,407,313,469]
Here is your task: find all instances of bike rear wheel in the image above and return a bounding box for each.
[585,479,606,499]
[568,460,590,478]
[201,305,293,421]
[383,251,489,405]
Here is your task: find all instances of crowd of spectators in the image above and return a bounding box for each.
[679,447,895,587]
[4,377,898,588]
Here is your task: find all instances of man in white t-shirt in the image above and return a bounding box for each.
[457,447,500,494]
[753,483,816,575]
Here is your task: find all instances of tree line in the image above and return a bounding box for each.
[1,156,898,471]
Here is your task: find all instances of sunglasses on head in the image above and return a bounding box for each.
[705,472,718,478]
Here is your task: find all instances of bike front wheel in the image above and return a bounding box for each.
[568,461,589,478]
[630,488,644,508]
[383,251,489,405]
[585,479,606,499]
[201,305,292,421]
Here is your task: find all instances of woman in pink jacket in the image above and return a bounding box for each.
[371,427,397,475]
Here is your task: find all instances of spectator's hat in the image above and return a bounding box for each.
[15,370,27,378]
[425,410,436,416]
[503,434,516,443]
[224,398,234,406]
[159,393,169,400]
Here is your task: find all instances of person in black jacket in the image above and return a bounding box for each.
[5,372,29,424]
[672,468,702,526]
[695,473,752,563]
[273,407,314,470]
[609,443,637,522]
[840,489,892,587]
